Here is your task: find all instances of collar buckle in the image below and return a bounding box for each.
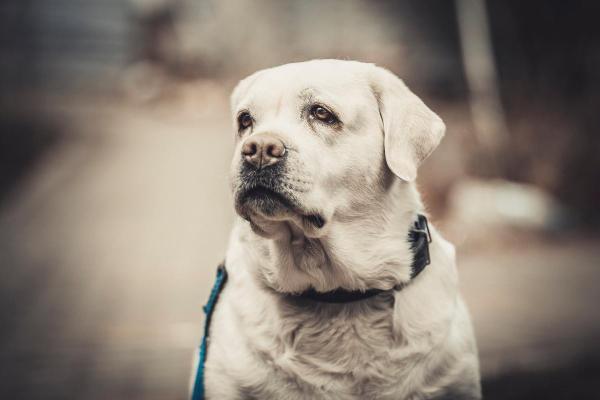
[412,214,432,243]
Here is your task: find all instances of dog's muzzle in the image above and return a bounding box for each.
[235,153,298,217]
[234,133,326,230]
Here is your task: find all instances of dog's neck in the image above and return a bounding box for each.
[239,179,424,294]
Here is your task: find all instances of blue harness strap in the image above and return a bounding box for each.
[191,264,228,400]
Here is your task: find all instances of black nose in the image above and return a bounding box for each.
[241,134,286,169]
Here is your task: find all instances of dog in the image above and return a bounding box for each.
[202,60,481,399]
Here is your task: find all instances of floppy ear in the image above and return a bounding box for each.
[370,66,445,182]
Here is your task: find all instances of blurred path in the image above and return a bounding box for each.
[0,97,234,399]
[1,96,599,398]
[460,238,600,377]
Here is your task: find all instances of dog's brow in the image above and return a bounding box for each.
[236,100,255,116]
[298,87,318,102]
[298,87,344,120]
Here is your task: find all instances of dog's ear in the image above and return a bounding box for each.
[370,66,445,182]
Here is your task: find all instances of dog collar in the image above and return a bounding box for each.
[292,213,432,303]
[190,214,432,399]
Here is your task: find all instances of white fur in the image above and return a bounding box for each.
[203,60,481,399]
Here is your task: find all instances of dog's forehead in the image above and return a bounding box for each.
[261,60,364,87]
[233,60,372,110]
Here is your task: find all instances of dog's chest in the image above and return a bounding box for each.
[243,298,414,399]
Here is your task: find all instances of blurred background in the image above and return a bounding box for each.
[1,0,599,398]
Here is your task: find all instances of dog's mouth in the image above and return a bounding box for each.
[240,185,295,211]
[236,185,325,230]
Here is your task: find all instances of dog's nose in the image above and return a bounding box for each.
[241,134,286,169]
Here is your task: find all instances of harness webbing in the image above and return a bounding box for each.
[190,265,228,400]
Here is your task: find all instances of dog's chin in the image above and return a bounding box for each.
[235,187,327,239]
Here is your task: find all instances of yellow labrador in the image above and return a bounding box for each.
[202,60,480,400]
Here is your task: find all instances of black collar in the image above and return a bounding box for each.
[292,214,432,304]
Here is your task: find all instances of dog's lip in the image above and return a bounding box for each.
[237,185,326,229]
[240,185,295,207]
[303,214,326,229]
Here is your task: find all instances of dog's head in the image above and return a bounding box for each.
[230,60,444,243]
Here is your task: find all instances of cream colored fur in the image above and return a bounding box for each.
[203,60,481,399]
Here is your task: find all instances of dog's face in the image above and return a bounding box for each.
[230,60,444,246]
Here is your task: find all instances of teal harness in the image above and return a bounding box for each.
[190,214,431,400]
[190,265,228,400]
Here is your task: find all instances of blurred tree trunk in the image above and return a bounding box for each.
[486,0,600,227]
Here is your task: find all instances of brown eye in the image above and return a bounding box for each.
[310,105,338,124]
[238,112,253,130]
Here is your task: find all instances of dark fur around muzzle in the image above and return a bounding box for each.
[235,160,301,217]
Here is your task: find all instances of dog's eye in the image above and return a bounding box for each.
[238,112,253,130]
[309,105,338,125]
